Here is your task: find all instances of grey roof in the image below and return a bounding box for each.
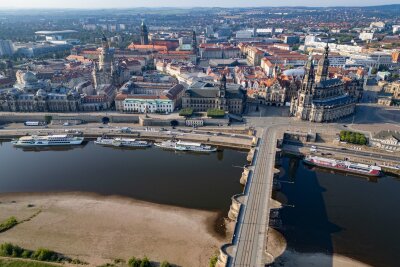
[166,84,184,99]
[316,78,344,89]
[373,130,400,141]
[186,81,245,99]
[312,94,354,106]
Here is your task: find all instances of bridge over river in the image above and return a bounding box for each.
[218,127,279,267]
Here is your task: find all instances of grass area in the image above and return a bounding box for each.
[0,217,18,233]
[0,259,57,267]
[179,108,193,117]
[0,243,73,264]
[207,109,225,118]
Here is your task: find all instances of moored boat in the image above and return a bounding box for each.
[12,134,84,147]
[115,138,151,148]
[155,140,217,153]
[303,155,381,177]
[94,137,122,147]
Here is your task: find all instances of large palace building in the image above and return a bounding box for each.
[290,44,357,122]
[182,75,246,114]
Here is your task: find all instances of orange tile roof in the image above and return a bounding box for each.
[127,43,168,51]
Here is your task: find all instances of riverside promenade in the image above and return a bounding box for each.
[219,127,278,266]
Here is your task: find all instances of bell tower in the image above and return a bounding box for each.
[315,41,330,84]
[140,20,149,45]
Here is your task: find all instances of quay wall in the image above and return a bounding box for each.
[0,113,231,127]
[0,130,253,150]
[0,113,140,123]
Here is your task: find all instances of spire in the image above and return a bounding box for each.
[315,38,330,83]
[220,73,227,89]
[324,37,330,59]
[302,55,315,92]
[101,33,109,48]
[140,20,149,45]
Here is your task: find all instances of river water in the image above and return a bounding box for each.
[0,141,247,211]
[273,156,400,267]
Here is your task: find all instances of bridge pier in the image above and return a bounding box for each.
[247,148,256,162]
[228,194,244,220]
[275,148,282,166]
[239,166,250,185]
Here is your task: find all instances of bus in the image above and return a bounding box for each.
[24,121,46,127]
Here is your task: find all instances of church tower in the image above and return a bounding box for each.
[140,20,149,45]
[99,34,113,72]
[192,30,198,62]
[315,42,330,84]
[291,56,315,119]
[92,62,100,89]
[219,73,227,98]
[301,55,315,93]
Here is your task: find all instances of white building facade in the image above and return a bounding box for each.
[123,97,174,113]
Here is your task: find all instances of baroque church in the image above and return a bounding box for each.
[290,44,357,122]
[92,35,130,89]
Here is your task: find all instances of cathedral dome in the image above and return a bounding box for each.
[23,71,38,84]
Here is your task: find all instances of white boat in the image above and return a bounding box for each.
[115,138,151,148]
[94,137,122,147]
[155,140,217,153]
[12,134,84,147]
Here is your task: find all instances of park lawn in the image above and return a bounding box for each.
[0,259,58,267]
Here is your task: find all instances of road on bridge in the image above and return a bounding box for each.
[231,127,277,266]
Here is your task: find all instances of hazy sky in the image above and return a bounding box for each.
[1,0,399,8]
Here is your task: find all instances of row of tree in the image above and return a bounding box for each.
[128,256,171,267]
[339,130,368,145]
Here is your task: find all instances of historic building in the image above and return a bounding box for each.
[140,20,149,45]
[247,78,287,106]
[0,69,114,112]
[290,44,357,122]
[92,35,132,89]
[122,95,175,113]
[182,75,246,114]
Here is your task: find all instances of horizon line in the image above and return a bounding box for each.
[0,4,399,10]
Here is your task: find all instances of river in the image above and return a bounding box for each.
[0,141,247,211]
[273,156,400,267]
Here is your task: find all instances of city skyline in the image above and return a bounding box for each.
[1,0,400,8]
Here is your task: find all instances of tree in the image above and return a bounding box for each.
[209,254,218,267]
[44,115,52,125]
[33,248,58,261]
[140,257,151,267]
[128,257,142,267]
[179,108,193,117]
[160,261,171,267]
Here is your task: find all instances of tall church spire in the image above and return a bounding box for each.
[302,55,315,93]
[140,20,149,45]
[315,39,330,83]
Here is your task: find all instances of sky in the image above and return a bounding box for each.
[0,0,399,8]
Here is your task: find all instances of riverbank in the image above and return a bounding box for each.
[0,193,223,266]
[0,125,254,150]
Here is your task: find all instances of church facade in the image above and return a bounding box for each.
[290,44,357,122]
[92,36,130,89]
